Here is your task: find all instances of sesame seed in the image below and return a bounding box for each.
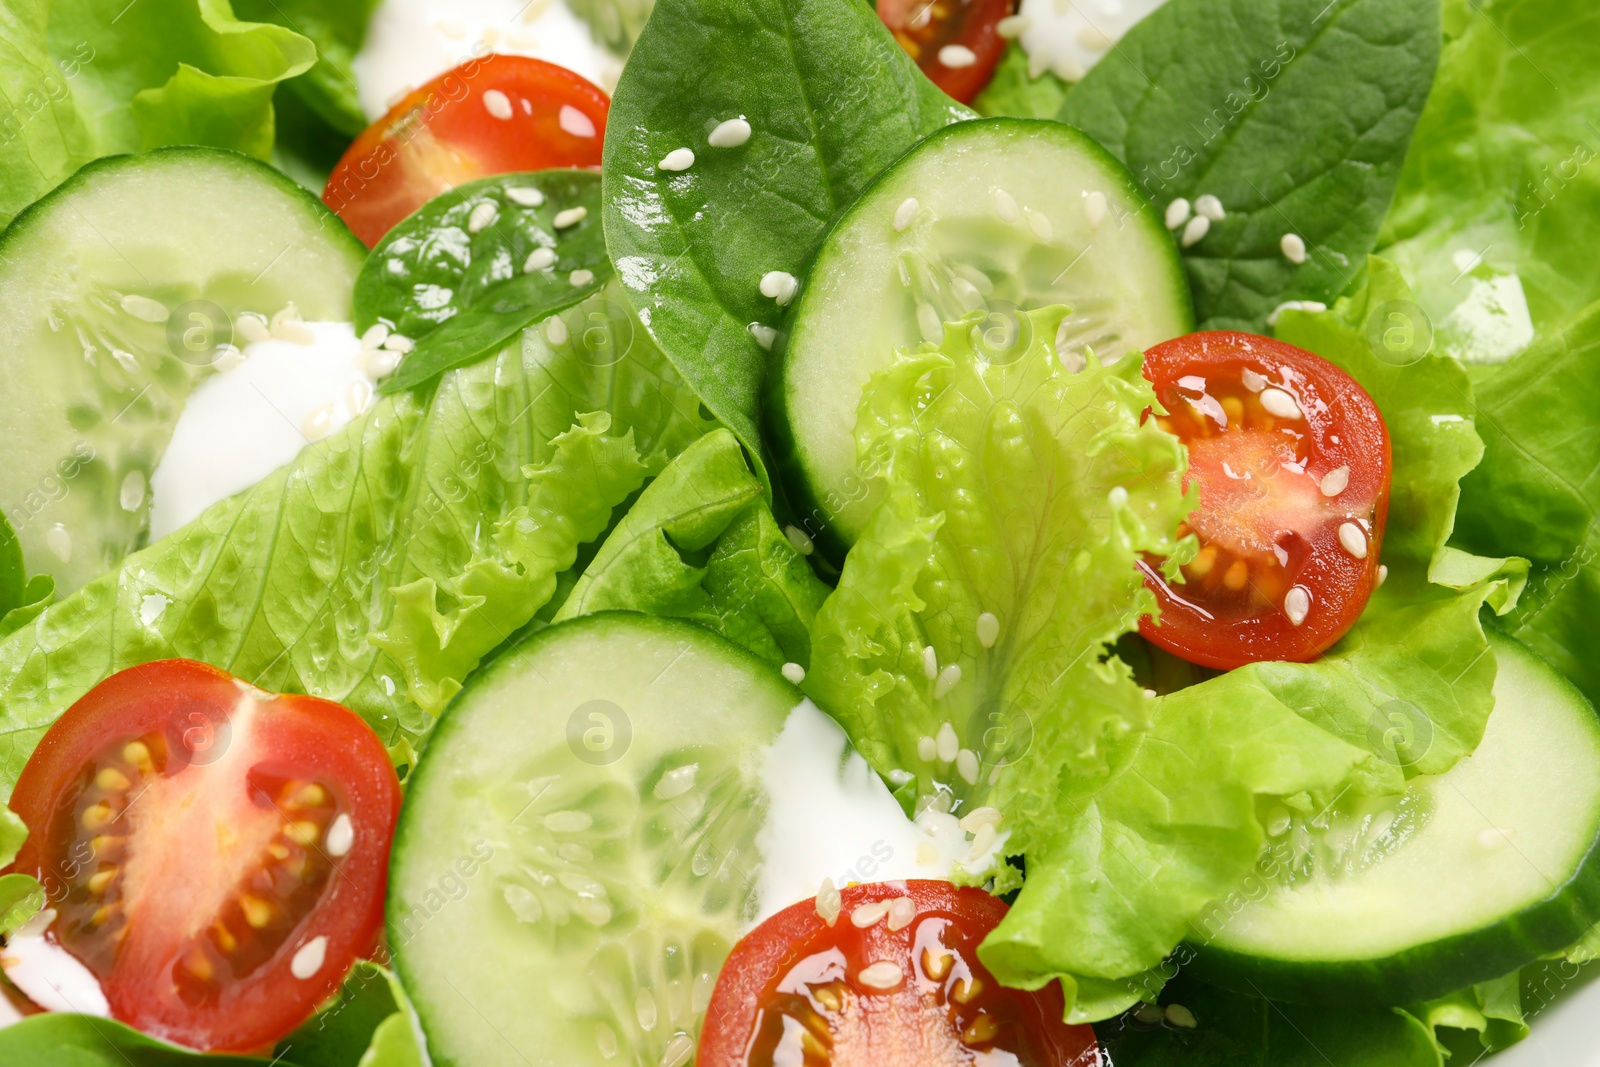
[967,822,997,862]
[1266,300,1328,327]
[482,89,513,120]
[893,197,920,232]
[1338,522,1368,559]
[1320,465,1350,497]
[1240,367,1267,393]
[952,277,985,312]
[934,664,962,700]
[991,187,1021,224]
[326,813,354,857]
[917,303,943,344]
[544,810,593,833]
[958,807,1002,833]
[655,764,698,799]
[783,524,814,555]
[939,44,977,68]
[759,270,799,305]
[851,899,892,928]
[1180,215,1210,247]
[955,748,979,784]
[781,662,806,684]
[1084,190,1107,230]
[363,349,402,378]
[505,186,545,207]
[886,896,916,931]
[1134,1003,1164,1025]
[936,721,959,763]
[467,201,498,233]
[1284,586,1311,626]
[917,735,937,762]
[816,879,841,925]
[524,246,557,272]
[236,312,270,344]
[553,206,588,229]
[559,105,596,138]
[1165,198,1191,230]
[290,936,328,979]
[1377,564,1388,586]
[120,293,169,323]
[1165,1003,1198,1029]
[360,322,390,350]
[976,612,999,648]
[1259,387,1301,419]
[45,524,71,562]
[1109,485,1129,507]
[749,322,778,350]
[1281,233,1308,264]
[1194,194,1226,221]
[708,117,752,147]
[857,961,904,989]
[120,470,146,511]
[570,269,596,287]
[544,316,569,346]
[658,147,695,172]
[1024,207,1053,241]
[997,13,1031,36]
[922,645,939,679]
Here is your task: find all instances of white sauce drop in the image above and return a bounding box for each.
[354,0,619,121]
[1015,0,1171,84]
[753,700,996,923]
[1,910,110,1017]
[147,323,378,541]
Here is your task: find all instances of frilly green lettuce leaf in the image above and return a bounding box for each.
[0,286,711,796]
[0,0,316,226]
[799,306,1366,1019]
[555,428,830,665]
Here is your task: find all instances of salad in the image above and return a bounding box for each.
[0,0,1596,1062]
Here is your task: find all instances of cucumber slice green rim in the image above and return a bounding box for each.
[387,612,801,1067]
[769,116,1193,561]
[0,146,365,593]
[1189,633,1600,1005]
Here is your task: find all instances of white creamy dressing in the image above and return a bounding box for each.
[147,323,378,541]
[754,699,1007,924]
[1014,0,1171,83]
[0,909,110,1019]
[353,0,620,120]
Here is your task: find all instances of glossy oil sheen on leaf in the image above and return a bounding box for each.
[360,171,612,394]
[0,285,713,798]
[601,0,972,485]
[1058,0,1440,330]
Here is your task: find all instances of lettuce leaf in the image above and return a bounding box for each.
[1377,0,1600,359]
[233,0,377,136]
[275,961,426,1067]
[0,0,316,226]
[0,1014,290,1065]
[799,307,1367,1020]
[555,427,829,665]
[0,285,712,797]
[972,43,1071,120]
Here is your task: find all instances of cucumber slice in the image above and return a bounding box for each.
[1192,633,1600,1004]
[387,613,797,1067]
[0,147,365,592]
[770,117,1192,557]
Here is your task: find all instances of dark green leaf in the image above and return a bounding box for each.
[360,171,612,394]
[0,509,23,617]
[1058,0,1440,330]
[0,872,44,936]
[0,1012,292,1065]
[234,0,380,136]
[276,961,425,1067]
[601,0,971,485]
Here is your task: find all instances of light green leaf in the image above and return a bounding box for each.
[973,42,1071,120]
[233,0,379,135]
[0,1012,290,1064]
[0,284,711,798]
[601,0,971,484]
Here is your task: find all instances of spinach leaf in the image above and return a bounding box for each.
[0,1013,292,1065]
[360,171,612,394]
[601,0,971,484]
[1058,0,1440,330]
[0,509,23,618]
[276,961,425,1067]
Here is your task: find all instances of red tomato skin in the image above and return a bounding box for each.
[879,0,1013,104]
[698,880,1101,1067]
[7,659,401,1052]
[324,53,609,246]
[1138,331,1392,669]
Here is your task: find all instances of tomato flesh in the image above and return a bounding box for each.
[879,0,1013,104]
[1138,331,1391,669]
[698,880,1099,1067]
[6,660,401,1051]
[324,53,609,246]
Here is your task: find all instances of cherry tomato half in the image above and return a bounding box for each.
[6,660,401,1051]
[879,0,1013,104]
[1138,331,1392,669]
[324,54,609,246]
[698,880,1100,1067]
